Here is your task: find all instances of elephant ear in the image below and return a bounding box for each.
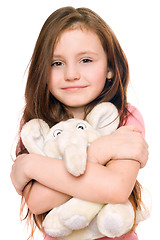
[21,119,50,155]
[86,102,119,135]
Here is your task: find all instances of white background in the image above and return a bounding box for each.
[1,0,159,239]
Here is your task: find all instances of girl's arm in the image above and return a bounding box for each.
[11,125,148,214]
[23,181,71,214]
[23,158,140,215]
[15,153,140,203]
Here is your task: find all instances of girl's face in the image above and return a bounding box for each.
[48,28,112,118]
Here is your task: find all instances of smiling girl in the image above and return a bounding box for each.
[10,7,148,240]
[49,29,111,118]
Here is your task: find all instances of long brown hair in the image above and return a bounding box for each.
[17,6,143,239]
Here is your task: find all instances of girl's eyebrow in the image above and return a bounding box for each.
[52,54,63,59]
[76,51,98,56]
[53,51,98,59]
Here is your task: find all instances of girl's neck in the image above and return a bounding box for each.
[67,106,85,119]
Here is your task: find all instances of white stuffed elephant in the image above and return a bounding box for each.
[21,102,150,240]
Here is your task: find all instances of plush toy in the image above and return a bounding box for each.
[21,102,150,240]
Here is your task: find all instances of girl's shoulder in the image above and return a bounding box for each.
[125,103,145,137]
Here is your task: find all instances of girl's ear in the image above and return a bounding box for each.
[21,119,50,155]
[86,102,119,135]
[106,68,114,79]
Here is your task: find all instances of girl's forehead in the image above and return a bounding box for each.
[55,23,96,42]
[54,26,100,50]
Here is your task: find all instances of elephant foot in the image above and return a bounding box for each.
[58,198,103,230]
[97,201,135,238]
[98,212,123,237]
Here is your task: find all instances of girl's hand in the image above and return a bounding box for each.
[110,125,149,167]
[87,125,148,168]
[10,154,32,195]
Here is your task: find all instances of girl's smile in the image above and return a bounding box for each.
[48,28,113,118]
[62,85,88,92]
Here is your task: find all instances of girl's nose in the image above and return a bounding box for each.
[64,64,80,81]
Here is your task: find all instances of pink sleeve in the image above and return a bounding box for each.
[125,104,145,137]
[44,234,57,240]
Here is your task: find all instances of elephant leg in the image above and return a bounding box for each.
[97,201,135,238]
[56,197,103,230]
[42,206,72,238]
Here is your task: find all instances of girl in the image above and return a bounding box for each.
[11,6,148,240]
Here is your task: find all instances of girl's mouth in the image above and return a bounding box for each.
[62,86,87,92]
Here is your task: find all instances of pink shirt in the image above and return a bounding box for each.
[44,232,138,240]
[125,104,145,137]
[43,105,144,240]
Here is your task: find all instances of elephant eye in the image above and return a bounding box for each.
[76,123,86,130]
[53,129,63,137]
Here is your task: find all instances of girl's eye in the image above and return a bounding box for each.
[81,58,92,64]
[76,123,86,130]
[53,129,63,137]
[51,61,63,67]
